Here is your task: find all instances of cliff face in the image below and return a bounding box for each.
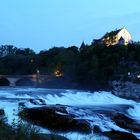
[111,81,140,101]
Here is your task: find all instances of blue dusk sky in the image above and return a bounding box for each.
[0,0,140,52]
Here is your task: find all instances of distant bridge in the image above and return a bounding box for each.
[0,75,50,87]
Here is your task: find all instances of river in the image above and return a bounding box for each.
[0,87,140,140]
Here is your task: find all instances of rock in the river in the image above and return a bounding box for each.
[0,109,4,116]
[104,130,139,140]
[29,99,41,105]
[19,102,26,107]
[38,99,46,105]
[19,105,91,133]
[93,125,102,133]
[110,112,140,132]
[29,98,46,105]
[75,119,91,133]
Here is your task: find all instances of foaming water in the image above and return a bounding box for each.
[0,87,140,140]
[0,87,139,116]
[43,91,136,106]
[128,104,140,119]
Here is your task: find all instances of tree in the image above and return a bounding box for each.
[0,45,17,57]
[15,48,35,55]
[80,41,86,51]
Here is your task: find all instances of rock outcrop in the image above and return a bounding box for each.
[19,105,91,133]
[109,112,140,132]
[104,130,139,140]
[112,81,140,102]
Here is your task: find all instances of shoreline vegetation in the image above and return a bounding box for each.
[0,41,140,90]
[0,111,69,140]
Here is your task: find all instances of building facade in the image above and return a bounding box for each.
[94,27,132,46]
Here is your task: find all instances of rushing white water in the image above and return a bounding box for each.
[128,104,140,119]
[0,87,138,122]
[0,87,140,140]
[43,91,136,105]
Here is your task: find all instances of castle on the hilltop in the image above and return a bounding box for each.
[94,27,132,46]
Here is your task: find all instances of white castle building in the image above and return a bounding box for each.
[94,27,132,46]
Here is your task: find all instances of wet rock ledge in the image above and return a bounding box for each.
[19,104,140,140]
[104,131,139,140]
[19,105,91,134]
[112,80,140,102]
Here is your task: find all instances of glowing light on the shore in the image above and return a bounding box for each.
[54,70,63,77]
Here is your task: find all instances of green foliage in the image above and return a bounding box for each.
[0,117,40,140]
[76,43,140,87]
[1,42,140,88]
[38,47,78,76]
[0,116,69,140]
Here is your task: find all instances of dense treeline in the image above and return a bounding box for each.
[77,43,140,88]
[0,42,140,88]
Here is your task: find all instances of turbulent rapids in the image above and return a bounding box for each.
[0,87,140,140]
